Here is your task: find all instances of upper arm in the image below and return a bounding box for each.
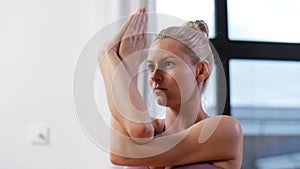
[110,116,243,169]
[176,116,243,168]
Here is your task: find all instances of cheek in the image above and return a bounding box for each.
[170,68,197,93]
[170,67,195,84]
[165,75,179,89]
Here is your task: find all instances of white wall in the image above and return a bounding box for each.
[0,0,147,168]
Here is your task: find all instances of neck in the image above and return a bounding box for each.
[165,100,208,133]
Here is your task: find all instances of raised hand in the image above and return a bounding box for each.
[99,7,148,82]
[119,7,148,61]
[118,7,148,78]
[98,7,155,145]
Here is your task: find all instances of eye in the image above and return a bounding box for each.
[147,64,155,72]
[164,61,174,69]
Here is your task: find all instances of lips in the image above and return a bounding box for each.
[153,86,167,93]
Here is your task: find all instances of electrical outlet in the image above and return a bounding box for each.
[30,125,50,145]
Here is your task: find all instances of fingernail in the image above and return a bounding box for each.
[139,6,145,12]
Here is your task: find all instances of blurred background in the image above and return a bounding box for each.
[1,0,300,169]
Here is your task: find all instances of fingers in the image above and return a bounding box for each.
[135,7,147,34]
[133,11,143,34]
[142,10,148,42]
[109,7,146,51]
[114,14,134,42]
[117,7,148,61]
[124,7,147,39]
[137,9,148,35]
[113,7,144,43]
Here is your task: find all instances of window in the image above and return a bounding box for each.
[156,0,216,38]
[229,59,300,135]
[227,0,300,43]
[229,59,300,169]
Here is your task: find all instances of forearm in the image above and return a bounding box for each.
[110,116,243,169]
[120,50,146,86]
[99,50,154,142]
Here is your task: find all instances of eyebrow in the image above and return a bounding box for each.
[147,55,178,63]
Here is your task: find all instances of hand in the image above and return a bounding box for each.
[118,7,148,78]
[118,7,148,61]
[99,7,148,79]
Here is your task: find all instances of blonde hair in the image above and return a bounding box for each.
[155,20,214,90]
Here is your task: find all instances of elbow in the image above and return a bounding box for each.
[127,122,154,144]
[110,153,139,166]
[109,108,155,144]
[110,153,127,166]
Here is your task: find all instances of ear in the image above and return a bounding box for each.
[195,61,210,84]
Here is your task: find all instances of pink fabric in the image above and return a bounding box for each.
[172,163,221,169]
[126,163,221,169]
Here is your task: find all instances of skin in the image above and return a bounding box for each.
[99,7,243,169]
[148,38,209,131]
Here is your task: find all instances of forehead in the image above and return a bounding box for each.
[148,38,189,61]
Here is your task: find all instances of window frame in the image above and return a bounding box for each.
[151,0,300,115]
[211,0,300,115]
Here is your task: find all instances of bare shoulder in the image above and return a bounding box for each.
[207,115,243,168]
[192,115,243,168]
[200,115,243,146]
[206,114,240,122]
[219,115,242,137]
[204,115,242,133]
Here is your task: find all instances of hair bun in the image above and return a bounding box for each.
[185,20,209,37]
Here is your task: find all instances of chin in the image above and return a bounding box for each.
[156,98,179,108]
[156,97,167,106]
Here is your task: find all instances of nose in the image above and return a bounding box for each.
[150,68,163,83]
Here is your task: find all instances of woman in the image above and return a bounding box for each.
[99,7,243,169]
